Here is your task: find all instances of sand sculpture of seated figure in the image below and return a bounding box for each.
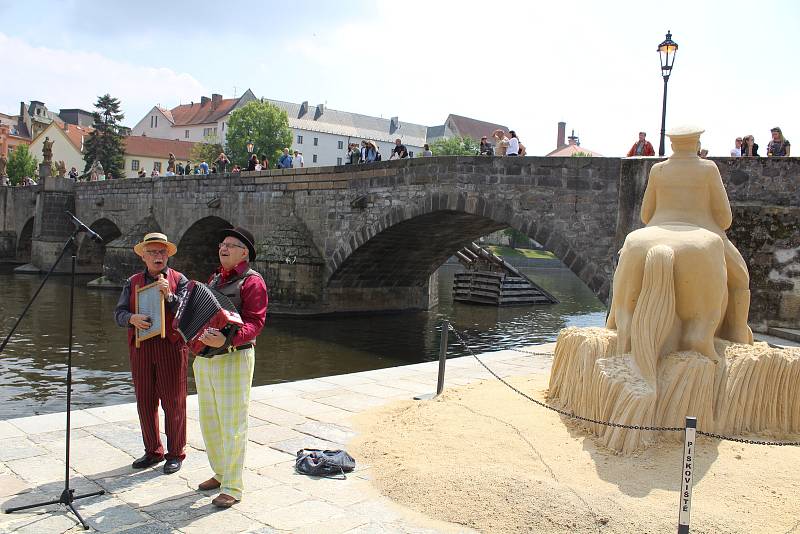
[547,127,800,454]
[606,127,753,383]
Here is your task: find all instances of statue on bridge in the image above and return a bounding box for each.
[42,136,54,166]
[167,153,176,173]
[0,152,8,180]
[89,160,104,181]
[548,126,798,454]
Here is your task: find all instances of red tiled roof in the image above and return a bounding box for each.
[158,107,174,123]
[545,144,603,157]
[169,98,238,126]
[62,124,93,152]
[446,114,509,141]
[123,135,196,160]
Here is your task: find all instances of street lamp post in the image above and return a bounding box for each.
[657,31,678,157]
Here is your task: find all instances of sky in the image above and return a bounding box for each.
[1,0,798,157]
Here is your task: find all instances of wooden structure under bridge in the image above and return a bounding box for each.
[453,243,559,306]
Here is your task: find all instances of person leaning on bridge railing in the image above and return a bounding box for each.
[767,127,790,157]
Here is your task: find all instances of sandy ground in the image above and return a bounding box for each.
[350,373,800,534]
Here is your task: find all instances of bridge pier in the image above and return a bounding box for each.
[24,176,76,273]
[323,272,440,315]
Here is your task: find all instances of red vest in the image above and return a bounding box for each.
[127,268,183,347]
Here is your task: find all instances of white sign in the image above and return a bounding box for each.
[678,417,697,534]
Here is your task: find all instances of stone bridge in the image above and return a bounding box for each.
[0,156,797,330]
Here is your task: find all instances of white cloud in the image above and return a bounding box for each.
[0,33,208,127]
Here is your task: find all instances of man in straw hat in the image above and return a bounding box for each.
[113,232,189,474]
[194,226,267,508]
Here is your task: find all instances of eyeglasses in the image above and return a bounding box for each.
[144,249,168,257]
[219,242,246,250]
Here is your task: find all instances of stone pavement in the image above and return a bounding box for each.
[0,344,556,533]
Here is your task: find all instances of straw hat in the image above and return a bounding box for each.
[134,232,177,257]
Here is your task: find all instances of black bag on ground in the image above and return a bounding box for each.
[295,449,356,479]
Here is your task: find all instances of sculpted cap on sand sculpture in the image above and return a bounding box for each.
[548,127,799,453]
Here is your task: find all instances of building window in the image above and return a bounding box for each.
[313,137,319,146]
[214,127,218,136]
[337,157,342,165]
[203,127,214,137]
[222,122,225,131]
[131,160,140,171]
[313,154,318,163]
[338,140,344,150]
[297,135,303,144]
[184,130,189,138]
[153,162,161,172]
[150,115,158,128]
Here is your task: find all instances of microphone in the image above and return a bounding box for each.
[66,211,103,244]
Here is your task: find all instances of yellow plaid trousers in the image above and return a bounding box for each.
[193,347,255,500]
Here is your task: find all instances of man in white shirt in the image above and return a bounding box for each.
[730,137,742,157]
[292,151,304,168]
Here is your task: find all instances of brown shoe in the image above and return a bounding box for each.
[212,493,239,508]
[198,477,221,491]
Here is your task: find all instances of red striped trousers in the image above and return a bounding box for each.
[129,338,188,460]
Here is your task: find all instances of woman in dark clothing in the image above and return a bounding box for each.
[741,135,759,157]
[247,154,258,171]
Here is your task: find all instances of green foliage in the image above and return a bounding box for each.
[190,135,224,168]
[502,228,531,248]
[570,151,593,157]
[83,94,126,178]
[7,145,38,185]
[428,136,480,156]
[225,101,292,166]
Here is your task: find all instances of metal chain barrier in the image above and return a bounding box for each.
[447,324,800,447]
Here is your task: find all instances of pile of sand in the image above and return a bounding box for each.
[350,373,800,533]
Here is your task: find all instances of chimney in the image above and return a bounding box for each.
[557,121,566,149]
[211,93,222,109]
[201,96,211,106]
[314,103,324,120]
[299,101,309,117]
[390,116,399,134]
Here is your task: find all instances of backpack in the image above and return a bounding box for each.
[295,449,356,479]
[375,151,382,162]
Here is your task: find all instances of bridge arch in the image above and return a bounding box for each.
[77,218,123,272]
[16,217,34,262]
[172,216,232,281]
[327,192,609,302]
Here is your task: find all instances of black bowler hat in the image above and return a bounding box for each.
[220,226,257,261]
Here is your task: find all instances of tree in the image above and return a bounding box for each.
[190,135,224,168]
[84,94,126,179]
[429,136,480,156]
[7,145,38,185]
[225,101,292,166]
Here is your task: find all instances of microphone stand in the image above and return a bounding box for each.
[2,212,105,530]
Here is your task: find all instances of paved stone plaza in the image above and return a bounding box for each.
[0,345,556,533]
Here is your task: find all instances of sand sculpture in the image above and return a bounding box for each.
[548,127,800,453]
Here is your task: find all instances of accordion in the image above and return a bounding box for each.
[173,281,244,357]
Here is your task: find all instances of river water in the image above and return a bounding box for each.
[0,264,605,419]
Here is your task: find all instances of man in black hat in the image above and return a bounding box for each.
[193,226,267,508]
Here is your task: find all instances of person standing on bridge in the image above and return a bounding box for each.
[767,127,790,157]
[390,138,408,159]
[278,148,292,169]
[292,150,304,168]
[626,132,655,157]
[215,152,230,173]
[194,226,267,508]
[113,233,189,475]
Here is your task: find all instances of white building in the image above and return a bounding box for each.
[130,90,258,145]
[132,92,508,167]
